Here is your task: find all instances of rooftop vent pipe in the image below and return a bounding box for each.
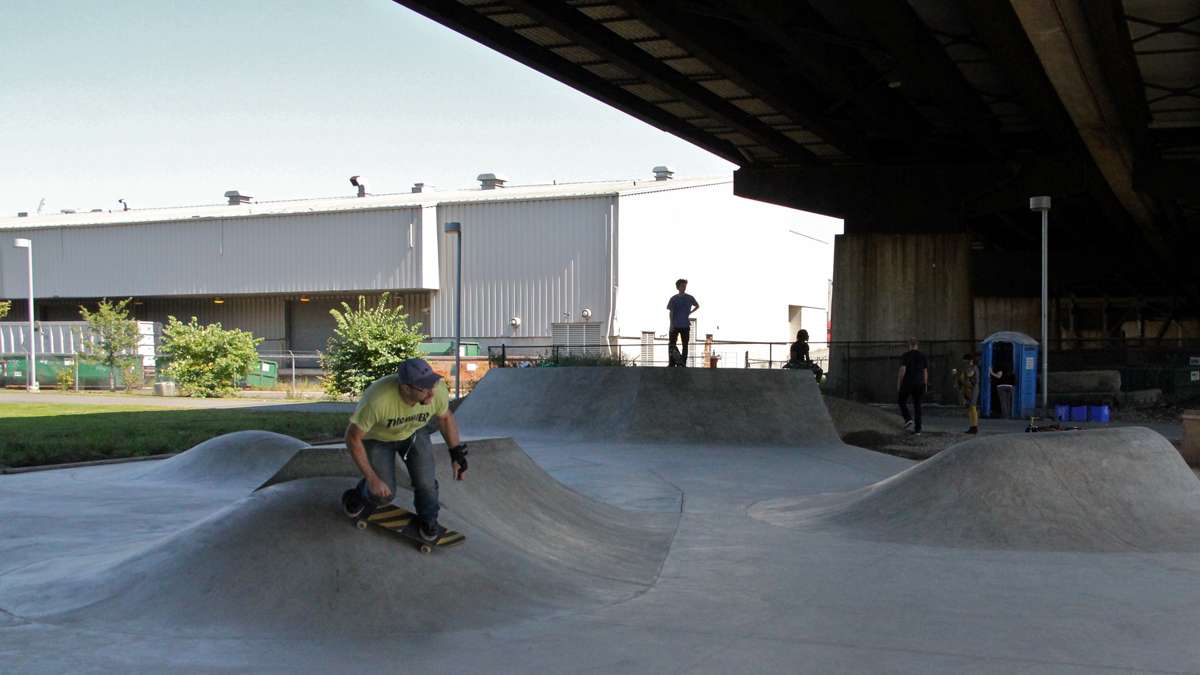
[224,190,252,205]
[412,182,424,193]
[350,175,366,197]
[653,165,674,181]
[477,173,506,190]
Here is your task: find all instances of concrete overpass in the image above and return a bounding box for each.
[394,0,1200,346]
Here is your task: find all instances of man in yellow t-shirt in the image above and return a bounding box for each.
[341,358,467,542]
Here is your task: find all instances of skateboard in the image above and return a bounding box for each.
[342,492,465,554]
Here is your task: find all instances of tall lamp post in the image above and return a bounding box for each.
[444,222,462,399]
[13,238,38,391]
[1029,196,1051,415]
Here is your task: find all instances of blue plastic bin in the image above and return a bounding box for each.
[1070,406,1088,422]
[1054,404,1071,422]
[1087,405,1111,423]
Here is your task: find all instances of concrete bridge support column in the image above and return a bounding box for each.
[829,232,973,402]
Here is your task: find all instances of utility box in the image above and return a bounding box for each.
[980,331,1039,418]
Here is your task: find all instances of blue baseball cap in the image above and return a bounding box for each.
[396,358,442,389]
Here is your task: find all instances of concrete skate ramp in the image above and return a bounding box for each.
[457,367,839,445]
[132,430,310,489]
[750,427,1200,552]
[2,439,676,637]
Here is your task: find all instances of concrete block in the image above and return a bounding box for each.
[154,381,177,397]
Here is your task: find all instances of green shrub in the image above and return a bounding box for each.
[78,298,140,391]
[55,368,75,391]
[159,316,262,397]
[320,293,425,397]
[537,350,630,367]
[0,300,10,319]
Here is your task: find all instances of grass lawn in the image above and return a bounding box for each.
[0,404,349,468]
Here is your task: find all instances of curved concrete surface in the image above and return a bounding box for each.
[458,366,840,445]
[131,430,310,488]
[5,369,1200,672]
[1,477,670,638]
[750,426,1200,551]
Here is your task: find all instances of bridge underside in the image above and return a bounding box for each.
[396,0,1200,320]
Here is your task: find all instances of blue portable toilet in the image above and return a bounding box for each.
[980,331,1039,418]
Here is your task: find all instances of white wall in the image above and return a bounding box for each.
[0,207,430,299]
[431,196,614,340]
[615,182,841,365]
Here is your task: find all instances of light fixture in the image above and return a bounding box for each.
[299,295,311,303]
[213,297,225,305]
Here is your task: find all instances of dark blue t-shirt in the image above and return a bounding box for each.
[667,293,697,328]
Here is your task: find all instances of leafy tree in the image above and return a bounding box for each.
[79,298,141,391]
[0,300,10,319]
[159,316,262,397]
[321,293,425,397]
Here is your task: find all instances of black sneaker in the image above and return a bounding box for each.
[419,521,441,542]
[342,489,366,518]
[903,420,913,430]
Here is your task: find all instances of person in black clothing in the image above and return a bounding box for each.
[896,337,928,434]
[786,329,811,369]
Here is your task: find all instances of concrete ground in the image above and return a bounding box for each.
[2,370,1200,673]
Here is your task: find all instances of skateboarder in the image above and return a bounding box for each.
[954,352,980,434]
[896,337,928,434]
[342,357,468,542]
[666,279,699,367]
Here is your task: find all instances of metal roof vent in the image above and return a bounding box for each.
[412,182,425,193]
[653,165,674,181]
[350,175,366,197]
[17,212,27,217]
[224,190,252,205]
[477,173,506,190]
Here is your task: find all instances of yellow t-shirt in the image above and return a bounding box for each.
[349,375,450,442]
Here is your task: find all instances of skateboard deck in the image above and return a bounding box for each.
[348,500,465,554]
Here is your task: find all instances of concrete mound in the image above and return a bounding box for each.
[457,367,839,445]
[750,427,1200,552]
[3,439,676,637]
[132,430,310,488]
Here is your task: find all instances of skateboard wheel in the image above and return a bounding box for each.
[419,545,432,554]
[356,520,368,530]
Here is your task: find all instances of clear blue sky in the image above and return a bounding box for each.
[0,1,737,215]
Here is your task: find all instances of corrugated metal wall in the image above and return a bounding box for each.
[431,197,614,338]
[0,207,427,298]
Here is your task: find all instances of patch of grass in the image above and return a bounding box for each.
[0,404,348,468]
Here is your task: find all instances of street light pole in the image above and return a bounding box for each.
[444,222,462,399]
[13,238,38,391]
[1029,196,1051,415]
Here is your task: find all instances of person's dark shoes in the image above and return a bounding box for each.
[903,420,913,431]
[966,426,979,434]
[419,520,441,542]
[342,489,365,518]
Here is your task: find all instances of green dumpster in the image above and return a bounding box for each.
[241,360,279,389]
[418,342,480,357]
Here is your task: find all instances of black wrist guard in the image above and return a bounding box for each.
[448,443,468,471]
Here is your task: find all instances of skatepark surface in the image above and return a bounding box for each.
[4,367,1200,673]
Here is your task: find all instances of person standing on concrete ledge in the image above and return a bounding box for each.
[896,337,928,434]
[341,358,468,542]
[954,353,980,434]
[666,278,699,367]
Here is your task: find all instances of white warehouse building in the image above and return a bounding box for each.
[0,171,841,367]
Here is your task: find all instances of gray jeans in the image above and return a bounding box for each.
[353,421,440,527]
